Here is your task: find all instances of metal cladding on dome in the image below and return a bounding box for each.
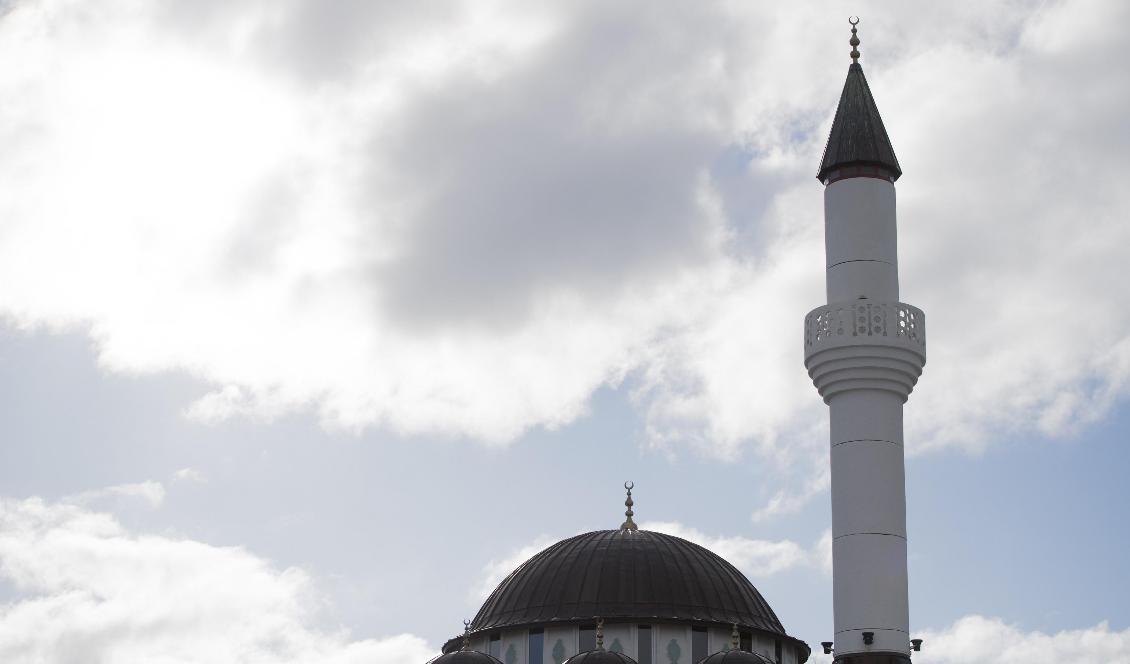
[427,651,506,664]
[697,650,775,664]
[467,529,786,635]
[563,651,638,664]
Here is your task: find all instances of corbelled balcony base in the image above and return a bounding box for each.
[806,343,925,402]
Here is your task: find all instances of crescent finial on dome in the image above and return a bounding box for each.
[620,481,637,531]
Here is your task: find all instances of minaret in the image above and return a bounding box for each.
[805,19,925,664]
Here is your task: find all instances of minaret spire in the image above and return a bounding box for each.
[805,19,925,664]
[817,17,902,184]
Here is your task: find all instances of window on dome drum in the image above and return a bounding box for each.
[637,626,652,664]
[739,632,751,653]
[691,628,707,664]
[773,640,781,663]
[579,626,596,652]
[529,630,544,664]
[489,634,501,659]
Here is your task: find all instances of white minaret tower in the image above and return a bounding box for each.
[805,20,925,664]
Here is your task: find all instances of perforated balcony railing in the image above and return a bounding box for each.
[804,300,924,351]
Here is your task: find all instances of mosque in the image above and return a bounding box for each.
[426,19,923,664]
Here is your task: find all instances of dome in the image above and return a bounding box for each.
[697,650,774,664]
[428,651,506,664]
[469,529,786,634]
[562,650,638,664]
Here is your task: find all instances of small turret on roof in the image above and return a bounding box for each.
[817,18,902,184]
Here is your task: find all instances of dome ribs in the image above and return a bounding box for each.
[526,533,581,622]
[460,530,791,639]
[571,529,610,617]
[664,531,716,619]
[642,529,674,618]
[716,556,783,633]
[611,531,637,616]
[508,536,561,623]
[546,531,594,621]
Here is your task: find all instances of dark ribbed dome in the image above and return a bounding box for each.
[428,651,505,664]
[563,650,638,664]
[471,529,785,634]
[697,650,774,664]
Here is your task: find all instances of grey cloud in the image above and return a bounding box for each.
[359,1,774,328]
[255,1,464,84]
[1,0,1127,460]
[369,90,719,327]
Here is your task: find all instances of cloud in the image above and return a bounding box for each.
[643,522,828,578]
[63,481,167,509]
[749,466,830,524]
[0,0,1128,487]
[813,529,832,576]
[807,615,1130,664]
[916,615,1130,664]
[880,0,1130,454]
[0,495,435,664]
[172,467,207,483]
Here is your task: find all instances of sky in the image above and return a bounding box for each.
[0,0,1128,662]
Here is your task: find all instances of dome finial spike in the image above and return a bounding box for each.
[619,481,638,531]
[462,619,472,651]
[849,16,861,63]
[731,624,740,651]
[596,617,605,651]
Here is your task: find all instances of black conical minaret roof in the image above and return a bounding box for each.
[816,62,902,184]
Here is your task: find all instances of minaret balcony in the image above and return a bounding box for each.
[803,301,926,402]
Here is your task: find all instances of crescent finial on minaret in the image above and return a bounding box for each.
[849,17,861,63]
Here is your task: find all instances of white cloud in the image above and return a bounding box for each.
[806,615,1130,664]
[0,496,435,664]
[916,615,1130,664]
[643,522,828,578]
[64,480,167,509]
[172,467,207,484]
[0,0,1128,497]
[813,528,832,576]
[749,465,830,524]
